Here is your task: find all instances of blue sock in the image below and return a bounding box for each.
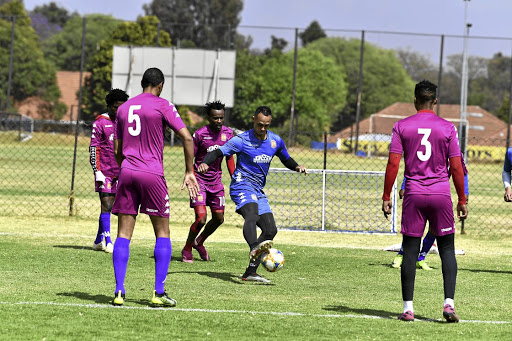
[113,237,130,295]
[418,232,436,261]
[94,214,103,244]
[154,237,172,294]
[398,245,404,256]
[100,213,112,244]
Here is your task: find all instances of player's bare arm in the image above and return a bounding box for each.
[176,127,200,198]
[114,139,124,167]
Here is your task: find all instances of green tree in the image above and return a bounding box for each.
[32,1,76,27]
[42,14,121,71]
[143,0,242,49]
[232,48,347,133]
[82,16,171,120]
[396,48,438,82]
[299,20,326,47]
[306,37,415,129]
[0,0,64,117]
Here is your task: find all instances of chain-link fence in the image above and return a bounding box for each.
[0,116,508,236]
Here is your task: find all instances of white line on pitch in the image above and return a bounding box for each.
[0,301,508,324]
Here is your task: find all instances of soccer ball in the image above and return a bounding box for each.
[261,248,284,272]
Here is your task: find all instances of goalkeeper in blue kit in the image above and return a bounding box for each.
[392,153,469,270]
[198,106,306,284]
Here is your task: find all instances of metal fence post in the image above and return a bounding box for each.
[354,30,365,155]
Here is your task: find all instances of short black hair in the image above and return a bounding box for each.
[415,80,437,104]
[141,67,164,88]
[254,106,272,117]
[204,100,225,116]
[105,88,128,106]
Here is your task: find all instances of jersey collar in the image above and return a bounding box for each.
[417,109,436,115]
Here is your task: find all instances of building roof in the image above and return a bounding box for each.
[330,102,509,146]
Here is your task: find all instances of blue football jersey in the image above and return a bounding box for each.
[219,129,291,190]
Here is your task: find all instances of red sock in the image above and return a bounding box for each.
[183,241,193,251]
[195,235,205,246]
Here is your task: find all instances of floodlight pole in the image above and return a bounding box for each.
[288,28,298,147]
[458,0,471,161]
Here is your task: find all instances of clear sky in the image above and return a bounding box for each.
[23,0,512,59]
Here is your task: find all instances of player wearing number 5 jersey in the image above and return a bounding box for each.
[381,80,467,322]
[181,101,235,263]
[111,67,199,307]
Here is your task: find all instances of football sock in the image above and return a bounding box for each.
[113,237,130,295]
[403,301,414,313]
[100,212,112,244]
[239,203,260,246]
[194,234,205,246]
[183,241,193,252]
[195,210,224,246]
[418,232,436,261]
[154,237,172,294]
[244,255,262,275]
[444,298,455,308]
[437,233,457,299]
[94,214,103,244]
[401,235,421,301]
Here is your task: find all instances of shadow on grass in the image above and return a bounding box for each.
[323,305,431,321]
[172,270,249,285]
[53,245,92,250]
[56,291,147,306]
[459,267,512,275]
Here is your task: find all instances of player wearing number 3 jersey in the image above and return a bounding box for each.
[381,80,468,322]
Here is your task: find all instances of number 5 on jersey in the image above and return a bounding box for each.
[128,105,141,136]
[417,128,431,161]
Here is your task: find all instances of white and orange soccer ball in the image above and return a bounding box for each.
[261,248,284,272]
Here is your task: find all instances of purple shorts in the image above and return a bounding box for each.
[112,168,170,217]
[401,194,455,237]
[190,181,226,210]
[94,176,117,194]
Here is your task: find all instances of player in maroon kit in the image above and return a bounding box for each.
[89,89,128,253]
[382,80,468,322]
[182,101,235,263]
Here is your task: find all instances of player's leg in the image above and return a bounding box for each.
[398,194,427,320]
[416,231,435,270]
[427,195,459,322]
[193,209,224,261]
[99,192,115,253]
[112,213,136,306]
[193,185,227,261]
[245,212,278,276]
[182,205,207,263]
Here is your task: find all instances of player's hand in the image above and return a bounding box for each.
[457,203,468,221]
[296,165,307,174]
[382,200,392,221]
[181,172,200,199]
[95,171,106,183]
[399,189,405,199]
[504,188,512,202]
[197,163,209,174]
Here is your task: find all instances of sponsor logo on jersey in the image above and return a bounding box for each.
[235,172,242,182]
[106,125,113,127]
[197,194,204,202]
[441,227,454,232]
[271,140,277,148]
[251,194,257,200]
[204,136,212,140]
[253,154,272,163]
[221,134,227,141]
[109,134,114,141]
[146,208,159,213]
[207,144,221,152]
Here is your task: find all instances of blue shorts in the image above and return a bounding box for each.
[230,183,272,215]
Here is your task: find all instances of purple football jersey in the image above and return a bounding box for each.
[114,93,186,176]
[193,125,233,183]
[389,109,460,196]
[90,113,119,177]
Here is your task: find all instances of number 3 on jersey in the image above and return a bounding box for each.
[417,128,431,161]
[128,105,141,136]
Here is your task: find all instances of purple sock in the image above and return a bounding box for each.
[100,213,112,244]
[113,237,130,295]
[154,237,172,294]
[94,214,103,244]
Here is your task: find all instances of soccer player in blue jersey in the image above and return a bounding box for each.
[392,163,469,270]
[197,106,306,283]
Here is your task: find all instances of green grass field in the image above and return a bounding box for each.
[1,216,512,340]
